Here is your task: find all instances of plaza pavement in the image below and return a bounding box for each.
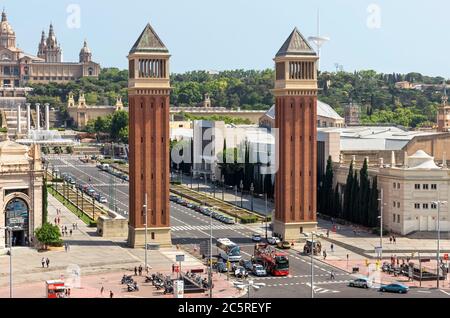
[0,194,241,298]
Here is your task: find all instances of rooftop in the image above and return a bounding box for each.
[264,100,343,121]
[276,27,316,57]
[129,23,168,54]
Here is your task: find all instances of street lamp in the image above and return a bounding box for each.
[1,226,14,298]
[377,188,387,261]
[212,174,216,198]
[240,180,244,208]
[250,183,254,211]
[221,175,225,201]
[308,231,319,298]
[233,280,266,298]
[264,193,268,240]
[190,166,193,189]
[143,193,148,273]
[432,200,447,289]
[209,198,213,298]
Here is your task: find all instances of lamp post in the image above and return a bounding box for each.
[432,200,447,289]
[190,167,193,189]
[250,183,254,211]
[212,174,216,198]
[1,226,13,298]
[209,198,213,298]
[221,175,225,201]
[377,188,385,261]
[143,193,148,273]
[240,180,244,208]
[310,232,316,298]
[265,193,268,240]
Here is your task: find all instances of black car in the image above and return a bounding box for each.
[239,259,253,271]
[215,262,228,273]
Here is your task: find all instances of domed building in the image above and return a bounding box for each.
[0,10,100,93]
[0,140,44,251]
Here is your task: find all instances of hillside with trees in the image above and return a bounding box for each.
[26,68,448,129]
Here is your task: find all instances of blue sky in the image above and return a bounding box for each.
[3,0,450,77]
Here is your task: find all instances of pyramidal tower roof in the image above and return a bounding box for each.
[129,23,168,54]
[276,27,316,57]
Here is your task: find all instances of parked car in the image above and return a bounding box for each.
[252,264,267,277]
[187,203,195,209]
[98,196,108,203]
[267,237,281,245]
[194,205,202,212]
[252,234,262,242]
[215,261,228,273]
[348,278,371,289]
[277,241,291,249]
[169,195,178,201]
[223,217,235,224]
[239,259,253,271]
[379,283,409,294]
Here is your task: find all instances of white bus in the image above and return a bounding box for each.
[216,238,241,262]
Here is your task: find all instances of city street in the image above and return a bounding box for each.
[45,155,450,298]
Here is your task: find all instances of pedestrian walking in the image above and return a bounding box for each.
[330,271,335,280]
[330,243,334,252]
[393,236,396,244]
[41,257,45,268]
[138,265,143,276]
[75,223,78,230]
[326,229,330,238]
[70,229,73,236]
[389,236,393,244]
[67,288,71,297]
[323,250,327,260]
[65,225,68,232]
[134,266,138,276]
[100,285,104,296]
[64,243,67,252]
[73,223,75,230]
[54,217,57,224]
[46,257,50,268]
[109,290,114,298]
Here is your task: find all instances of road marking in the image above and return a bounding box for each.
[440,289,450,296]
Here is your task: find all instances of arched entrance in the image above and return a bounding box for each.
[5,198,29,246]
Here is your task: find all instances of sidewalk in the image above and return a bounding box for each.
[0,194,241,298]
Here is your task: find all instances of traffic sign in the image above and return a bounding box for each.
[176,254,185,262]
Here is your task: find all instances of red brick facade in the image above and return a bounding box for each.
[128,91,170,230]
[274,95,317,225]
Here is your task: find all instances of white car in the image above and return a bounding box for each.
[267,237,281,245]
[252,264,267,277]
[252,234,262,242]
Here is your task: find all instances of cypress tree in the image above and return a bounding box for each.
[324,156,334,215]
[351,171,359,223]
[343,160,354,220]
[368,177,379,227]
[359,158,370,226]
[334,185,342,218]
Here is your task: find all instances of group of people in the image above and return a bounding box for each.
[61,225,72,237]
[41,257,50,268]
[134,265,146,276]
[389,235,397,244]
[100,285,115,298]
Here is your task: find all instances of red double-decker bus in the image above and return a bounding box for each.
[253,243,289,276]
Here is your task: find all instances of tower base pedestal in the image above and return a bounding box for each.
[127,226,172,248]
[273,220,317,242]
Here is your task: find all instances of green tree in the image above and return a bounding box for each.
[110,110,128,141]
[343,160,354,220]
[35,222,63,249]
[359,158,370,225]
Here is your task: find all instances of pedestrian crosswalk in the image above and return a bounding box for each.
[171,224,243,232]
[305,283,340,294]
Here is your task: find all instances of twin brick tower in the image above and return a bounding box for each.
[127,24,318,247]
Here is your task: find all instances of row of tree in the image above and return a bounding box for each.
[85,110,129,143]
[318,157,380,228]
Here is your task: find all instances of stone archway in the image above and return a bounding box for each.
[3,193,31,246]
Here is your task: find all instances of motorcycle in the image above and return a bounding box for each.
[121,275,134,284]
[127,283,139,292]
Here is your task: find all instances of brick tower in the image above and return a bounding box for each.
[128,23,171,247]
[273,28,319,241]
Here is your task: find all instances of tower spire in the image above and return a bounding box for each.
[1,8,6,22]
